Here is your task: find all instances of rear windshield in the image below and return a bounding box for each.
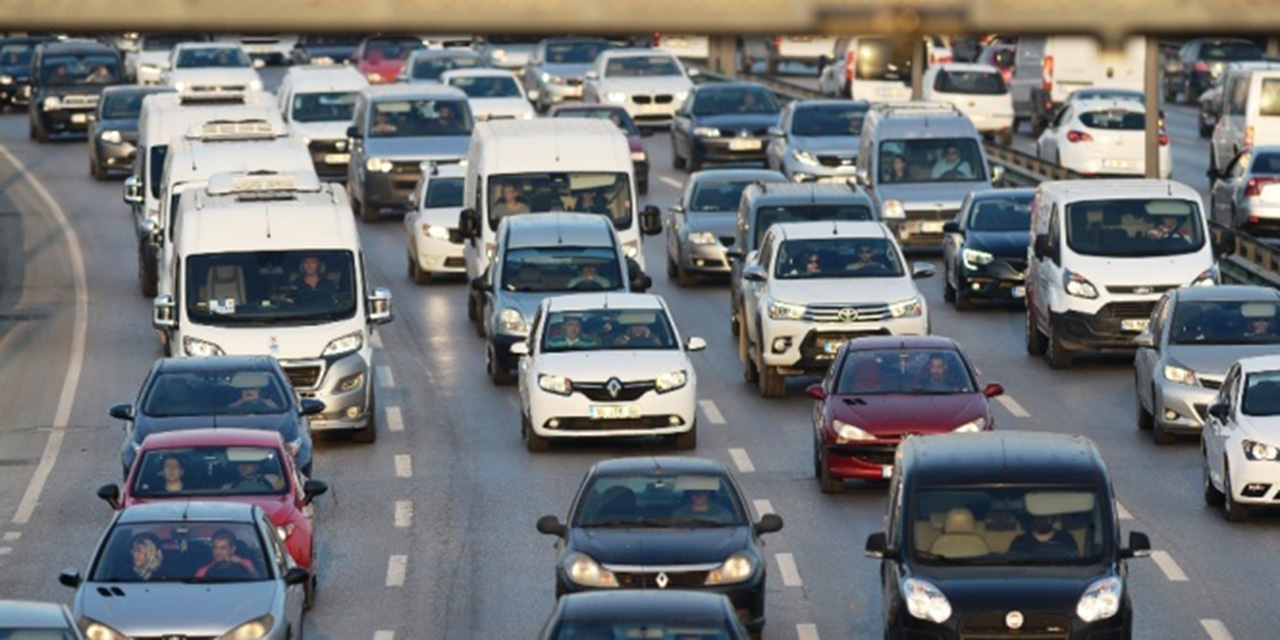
[1169,300,1280,345]
[175,47,250,69]
[40,53,120,85]
[690,180,756,212]
[362,38,421,61]
[1259,79,1280,117]
[448,74,522,98]
[411,54,482,81]
[424,177,464,208]
[1201,42,1263,61]
[142,34,207,51]
[551,107,638,135]
[753,204,874,248]
[0,42,36,66]
[1078,109,1145,130]
[853,37,910,82]
[934,69,1006,95]
[1251,152,1280,173]
[791,103,867,136]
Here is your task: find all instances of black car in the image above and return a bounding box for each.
[28,40,124,141]
[88,85,172,180]
[537,591,750,640]
[110,356,323,478]
[672,82,782,172]
[1165,38,1263,104]
[0,35,56,108]
[942,189,1034,310]
[291,34,363,66]
[536,457,783,635]
[865,432,1151,640]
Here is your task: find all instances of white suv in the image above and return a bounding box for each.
[739,221,932,397]
[514,293,704,451]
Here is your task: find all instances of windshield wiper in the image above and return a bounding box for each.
[582,520,667,528]
[660,517,736,527]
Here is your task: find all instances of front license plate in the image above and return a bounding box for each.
[589,404,642,420]
[1012,285,1026,298]
[881,465,894,478]
[729,139,762,151]
[71,113,88,123]
[323,153,351,164]
[921,221,946,233]
[1121,318,1149,332]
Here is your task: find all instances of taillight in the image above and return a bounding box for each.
[1042,55,1054,92]
[1193,61,1209,73]
[1245,177,1278,196]
[1159,134,1170,146]
[845,49,856,85]
[1246,125,1255,149]
[652,31,661,47]
[774,35,782,48]
[1066,130,1092,143]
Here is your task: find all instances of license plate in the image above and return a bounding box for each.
[589,404,641,420]
[1121,318,1149,332]
[1012,285,1026,298]
[823,340,847,353]
[1103,158,1134,169]
[729,139,762,151]
[71,113,87,123]
[921,221,946,233]
[881,465,894,479]
[323,153,350,164]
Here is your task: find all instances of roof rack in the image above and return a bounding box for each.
[872,101,961,116]
[186,119,281,141]
[204,171,323,201]
[178,92,249,106]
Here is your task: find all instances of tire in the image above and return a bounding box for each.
[671,136,686,170]
[687,149,703,173]
[352,403,377,444]
[756,345,785,398]
[409,255,431,285]
[523,412,550,451]
[304,574,317,611]
[673,424,697,450]
[1047,316,1073,369]
[1135,384,1154,431]
[943,277,956,302]
[1203,450,1225,506]
[467,291,479,322]
[954,274,973,311]
[638,179,648,195]
[359,198,379,223]
[139,246,158,298]
[740,328,759,383]
[816,443,843,494]
[90,159,106,181]
[1223,465,1248,522]
[1152,410,1176,445]
[488,344,515,385]
[676,260,695,287]
[35,123,48,143]
[1025,306,1048,355]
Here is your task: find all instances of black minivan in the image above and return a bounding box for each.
[28,39,123,141]
[865,431,1151,640]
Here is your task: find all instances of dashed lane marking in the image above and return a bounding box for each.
[659,176,682,189]
[395,500,413,528]
[995,395,1031,418]
[374,632,395,640]
[753,499,774,517]
[1116,501,1132,520]
[377,366,396,388]
[394,455,413,478]
[0,547,11,556]
[698,400,726,425]
[2,532,19,541]
[729,448,755,473]
[1200,619,1234,640]
[385,555,408,587]
[1151,550,1189,582]
[386,406,404,432]
[796,624,820,640]
[776,552,802,587]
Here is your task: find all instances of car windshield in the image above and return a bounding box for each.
[91,521,270,583]
[549,622,740,640]
[969,195,1033,231]
[488,172,633,230]
[142,370,291,418]
[909,488,1110,565]
[368,99,472,138]
[1065,198,1205,257]
[836,348,975,394]
[541,308,677,352]
[0,631,76,640]
[1251,152,1280,173]
[605,55,682,78]
[1244,371,1280,416]
[424,177,464,208]
[500,247,623,293]
[852,37,911,81]
[101,92,147,120]
[40,53,120,85]
[363,38,421,62]
[575,474,746,527]
[935,69,1006,95]
[302,35,362,47]
[878,138,986,184]
[775,237,903,280]
[1202,42,1263,61]
[176,47,250,68]
[690,180,756,212]
[1078,108,1145,130]
[291,91,357,123]
[552,107,639,135]
[692,87,779,115]
[142,34,206,51]
[0,43,35,66]
[185,250,358,326]
[545,40,611,64]
[132,446,290,498]
[448,74,522,98]
[753,204,874,249]
[791,104,867,136]
[1169,301,1280,345]
[411,54,482,81]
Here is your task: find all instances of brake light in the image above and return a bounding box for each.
[845,49,856,85]
[1246,125,1255,149]
[1066,130,1092,143]
[1042,55,1054,92]
[1245,177,1278,196]
[652,31,661,47]
[774,35,782,48]
[1193,61,1210,73]
[1159,134,1170,146]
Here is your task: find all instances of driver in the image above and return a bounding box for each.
[547,317,598,348]
[1009,514,1079,557]
[491,183,530,217]
[614,323,662,347]
[931,144,974,180]
[672,489,733,521]
[575,189,610,215]
[196,530,258,578]
[1145,215,1190,241]
[370,111,398,135]
[567,264,613,290]
[845,244,882,272]
[286,256,338,306]
[1245,316,1276,338]
[228,385,281,412]
[86,64,113,83]
[918,355,957,392]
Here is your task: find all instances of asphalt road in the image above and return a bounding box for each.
[0,64,1273,640]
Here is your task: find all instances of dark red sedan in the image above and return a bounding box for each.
[96,428,327,606]
[806,336,1003,493]
[354,35,423,84]
[548,103,649,194]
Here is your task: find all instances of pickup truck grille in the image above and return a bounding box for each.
[803,302,891,323]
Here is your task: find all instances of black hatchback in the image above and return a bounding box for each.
[865,431,1151,640]
[942,189,1034,310]
[537,591,750,640]
[537,457,783,635]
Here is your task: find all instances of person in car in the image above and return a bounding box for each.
[918,355,958,392]
[86,64,113,83]
[672,489,733,522]
[223,460,286,492]
[286,256,338,307]
[574,189,610,215]
[492,183,530,217]
[431,102,464,134]
[159,455,186,494]
[567,264,612,290]
[845,244,883,273]
[196,530,257,579]
[931,144,974,180]
[1009,515,1078,557]
[883,153,909,183]
[614,323,661,348]
[547,317,598,349]
[371,111,398,135]
[1246,316,1276,338]
[1145,215,1190,241]
[227,385,281,412]
[127,532,169,581]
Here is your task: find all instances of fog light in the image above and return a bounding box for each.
[772,337,791,353]
[695,259,705,267]
[548,419,560,429]
[345,406,361,419]
[1164,409,1179,421]
[668,416,682,425]
[971,282,981,291]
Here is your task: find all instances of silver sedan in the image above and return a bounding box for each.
[765,100,868,183]
[665,168,785,285]
[1210,146,1280,232]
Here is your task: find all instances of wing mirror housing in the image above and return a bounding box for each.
[1122,531,1152,559]
[1033,234,1051,260]
[58,569,82,589]
[96,483,121,510]
[1133,331,1156,349]
[640,204,662,236]
[864,532,898,559]
[685,337,707,352]
[123,174,143,205]
[742,265,767,282]
[283,567,311,585]
[299,398,326,416]
[942,221,961,234]
[152,294,176,331]
[754,513,783,535]
[458,207,480,240]
[510,341,530,356]
[1207,401,1230,422]
[805,384,826,400]
[302,479,329,505]
[991,165,1005,184]
[346,125,360,139]
[109,403,134,421]
[983,383,1004,398]
[367,287,394,325]
[252,58,267,69]
[536,514,567,537]
[767,126,784,137]
[470,276,492,292]
[911,262,935,279]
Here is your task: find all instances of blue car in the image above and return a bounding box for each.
[671,82,781,172]
[0,36,56,108]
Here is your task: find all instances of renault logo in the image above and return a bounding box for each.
[606,378,622,399]
[655,572,669,589]
[1005,611,1024,630]
[838,307,860,322]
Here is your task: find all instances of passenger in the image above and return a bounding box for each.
[607,111,625,130]
[931,143,974,180]
[85,65,112,83]
[575,189,610,215]
[803,252,823,275]
[287,256,337,307]
[547,317,598,349]
[672,489,733,521]
[1145,215,1189,241]
[1245,316,1276,338]
[127,532,168,581]
[883,154,909,183]
[567,264,613,290]
[370,111,398,135]
[223,460,286,492]
[918,355,956,393]
[614,323,662,348]
[432,102,463,133]
[491,183,530,217]
[215,50,231,66]
[195,530,257,578]
[49,64,69,83]
[159,455,186,493]
[1009,515,1078,557]
[738,91,760,113]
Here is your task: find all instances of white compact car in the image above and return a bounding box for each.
[164,42,264,99]
[922,63,1015,144]
[404,163,467,283]
[1036,98,1171,178]
[440,68,535,121]
[1203,355,1280,521]
[514,293,704,451]
[583,49,693,127]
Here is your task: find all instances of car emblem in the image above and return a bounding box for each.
[1005,611,1024,630]
[606,378,622,399]
[1133,286,1153,295]
[838,307,860,322]
[739,129,751,138]
[655,572,670,589]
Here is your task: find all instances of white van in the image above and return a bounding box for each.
[1025,180,1218,369]
[817,36,913,102]
[276,64,368,180]
[154,171,393,442]
[126,91,283,296]
[922,63,1015,144]
[1211,68,1280,175]
[1011,36,1146,135]
[457,118,662,322]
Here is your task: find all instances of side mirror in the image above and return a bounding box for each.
[864,532,893,559]
[470,276,493,292]
[685,336,707,352]
[346,125,360,139]
[805,384,826,400]
[854,169,868,186]
[536,514,567,537]
[252,58,267,69]
[283,567,311,586]
[96,483,122,509]
[1206,167,1220,181]
[1207,401,1230,422]
[754,513,783,535]
[1032,234,1050,260]
[983,383,1004,398]
[510,341,530,356]
[742,265,767,282]
[767,126,784,137]
[58,569,81,589]
[140,217,159,241]
[299,398,326,416]
[302,479,329,504]
[631,272,653,293]
[911,262,935,279]
[1133,331,1156,349]
[724,249,744,262]
[458,208,479,240]
[669,204,686,214]
[123,175,143,205]
[584,70,598,80]
[640,204,662,236]
[367,287,394,325]
[1122,531,1152,559]
[942,221,960,234]
[991,165,1005,184]
[109,403,134,421]
[152,294,176,331]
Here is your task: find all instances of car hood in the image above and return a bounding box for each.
[542,62,593,79]
[1167,344,1280,378]
[599,76,692,94]
[875,182,990,209]
[43,84,111,99]
[290,120,350,141]
[364,135,470,161]
[570,526,751,566]
[167,67,261,85]
[829,393,988,435]
[682,212,736,236]
[471,98,534,119]
[789,136,860,154]
[966,230,1031,260]
[129,493,296,525]
[494,291,562,322]
[915,565,1111,613]
[136,413,299,439]
[1237,414,1280,441]
[1068,254,1212,288]
[693,112,781,131]
[767,276,919,306]
[418,205,465,226]
[78,581,277,637]
[536,350,688,380]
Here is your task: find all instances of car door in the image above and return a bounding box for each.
[1206,364,1241,483]
[518,304,543,408]
[261,510,303,626]
[943,194,972,289]
[766,104,791,170]
[742,230,775,343]
[1037,105,1069,161]
[1213,150,1250,225]
[1134,292,1171,409]
[667,180,692,260]
[671,91,694,158]
[1216,74,1250,167]
[1030,201,1060,326]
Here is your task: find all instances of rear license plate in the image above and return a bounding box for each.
[589,404,642,420]
[881,465,894,478]
[1012,285,1026,298]
[729,139,762,151]
[71,113,88,123]
[1121,318,1149,332]
[1103,158,1134,169]
[323,153,350,164]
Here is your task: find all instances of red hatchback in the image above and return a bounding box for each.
[806,336,1003,493]
[355,35,423,84]
[97,429,327,603]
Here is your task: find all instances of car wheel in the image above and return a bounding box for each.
[954,273,973,311]
[304,574,317,610]
[467,290,479,322]
[943,265,956,302]
[816,443,842,494]
[359,198,379,223]
[672,136,686,170]
[1025,305,1048,355]
[666,253,678,280]
[409,255,431,285]
[34,120,48,142]
[687,149,703,173]
[673,423,697,450]
[1135,382,1154,431]
[473,300,487,338]
[1203,449,1225,506]
[756,344,785,398]
[1047,315,1073,369]
[730,300,741,336]
[1223,463,1249,522]
[676,260,696,287]
[487,344,514,385]
[352,404,377,444]
[740,328,759,383]
[523,412,550,451]
[90,159,106,181]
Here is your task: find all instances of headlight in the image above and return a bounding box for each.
[249,79,263,91]
[423,224,451,240]
[903,578,952,623]
[622,239,640,259]
[1163,363,1196,385]
[953,418,985,433]
[139,63,160,73]
[767,300,806,320]
[499,307,527,334]
[312,56,335,66]
[215,614,274,640]
[834,419,874,443]
[675,90,689,102]
[692,126,721,138]
[337,371,365,392]
[42,96,60,110]
[962,248,994,270]
[1076,576,1122,623]
[80,618,129,640]
[889,296,924,318]
[1243,439,1280,461]
[630,150,647,162]
[1191,265,1219,287]
[492,49,508,62]
[183,336,225,357]
[276,522,296,541]
[0,75,13,84]
[704,552,756,585]
[538,373,573,396]
[791,149,819,165]
[100,129,123,144]
[655,369,688,393]
[688,231,718,245]
[173,81,187,93]
[882,198,906,219]
[322,330,364,357]
[605,91,628,104]
[564,552,618,588]
[366,157,393,173]
[1062,269,1099,299]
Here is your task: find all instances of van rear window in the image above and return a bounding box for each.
[1260,79,1280,117]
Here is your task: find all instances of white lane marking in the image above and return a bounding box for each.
[776,552,803,587]
[1151,550,1189,582]
[796,624,820,640]
[753,499,774,517]
[1116,501,1133,520]
[377,365,396,388]
[370,331,384,348]
[1200,619,1234,640]
[374,632,395,640]
[2,532,19,541]
[0,547,11,556]
[395,500,413,528]
[394,454,413,478]
[995,395,1031,418]
[659,176,682,189]
[729,448,755,473]
[0,143,90,526]
[386,406,404,432]
[698,400,726,425]
[385,555,408,587]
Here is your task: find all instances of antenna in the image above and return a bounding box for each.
[265,206,273,239]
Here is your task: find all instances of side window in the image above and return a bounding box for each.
[758,231,774,271]
[1046,204,1061,262]
[1150,294,1171,338]
[1221,365,1240,410]
[1229,76,1249,116]
[956,195,972,228]
[1052,106,1070,128]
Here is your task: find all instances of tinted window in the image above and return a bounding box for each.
[552,107,638,134]
[0,42,36,66]
[424,177,464,208]
[934,69,1006,95]
[836,348,976,394]
[148,145,167,199]
[574,474,746,527]
[1260,78,1280,117]
[753,204,874,248]
[969,195,1033,231]
[791,103,867,136]
[1064,199,1205,257]
[853,37,910,82]
[1169,300,1280,345]
[1243,371,1280,416]
[302,35,362,47]
[488,172,633,230]
[92,521,269,583]
[690,180,755,212]
[132,446,289,498]
[448,74,522,98]
[605,55,682,78]
[368,99,472,138]
[541,308,677,352]
[544,40,610,64]
[142,370,291,417]
[1200,42,1263,61]
[40,53,120,85]
[291,91,357,123]
[1252,152,1280,173]
[501,247,623,293]
[102,92,146,119]
[175,47,250,68]
[362,38,421,61]
[1072,89,1143,104]
[1078,109,1145,130]
[549,622,739,640]
[185,250,357,325]
[878,138,986,184]
[692,87,779,115]
[775,237,903,280]
[410,54,482,81]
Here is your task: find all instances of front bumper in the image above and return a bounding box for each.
[617,99,679,126]
[282,352,373,431]
[781,154,858,182]
[1053,307,1153,352]
[360,169,421,211]
[558,569,766,629]
[307,138,352,180]
[488,332,527,377]
[892,606,1130,640]
[1227,453,1280,504]
[691,136,769,163]
[677,239,733,275]
[957,258,1027,301]
[528,379,696,439]
[414,232,466,274]
[825,439,900,480]
[761,318,928,373]
[1153,378,1217,433]
[93,137,138,172]
[0,82,28,105]
[36,107,96,135]
[540,81,584,103]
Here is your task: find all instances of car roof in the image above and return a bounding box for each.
[902,431,1107,487]
[746,182,866,205]
[503,213,615,249]
[793,99,871,110]
[846,335,960,351]
[689,168,787,185]
[589,456,728,476]
[103,85,174,99]
[140,428,286,451]
[540,36,611,45]
[155,355,278,373]
[558,591,732,622]
[0,600,71,629]
[363,83,468,101]
[1238,355,1280,373]
[545,293,665,312]
[772,220,889,241]
[695,81,771,92]
[182,187,355,253]
[117,500,257,524]
[602,48,677,60]
[866,102,975,137]
[39,40,115,55]
[1173,284,1280,303]
[441,68,518,79]
[175,42,243,52]
[1039,179,1201,201]
[282,65,368,92]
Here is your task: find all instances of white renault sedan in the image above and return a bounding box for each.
[1203,355,1280,521]
[1035,98,1171,178]
[514,293,705,451]
[403,163,467,284]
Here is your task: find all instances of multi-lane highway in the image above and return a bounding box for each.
[0,65,1274,640]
